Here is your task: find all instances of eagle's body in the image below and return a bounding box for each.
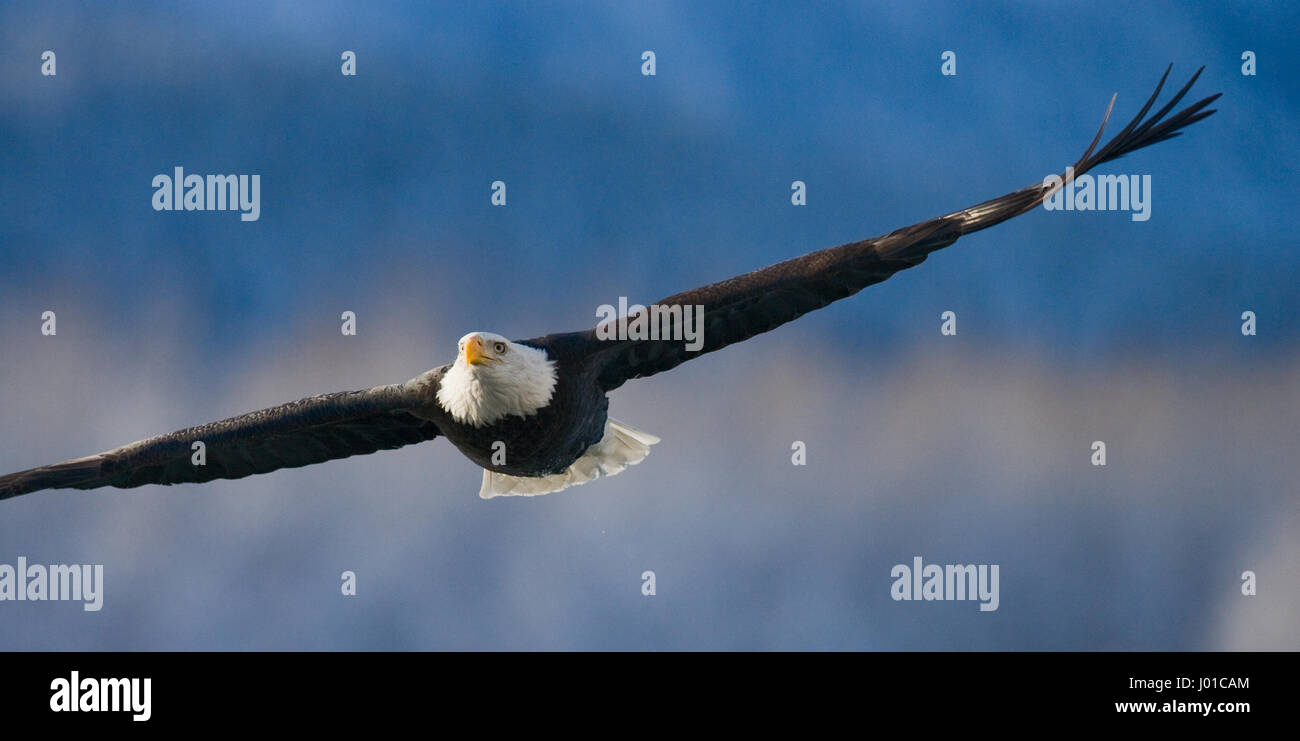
[428,358,608,479]
[423,335,652,496]
[0,67,1220,502]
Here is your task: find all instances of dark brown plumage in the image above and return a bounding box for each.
[573,65,1220,390]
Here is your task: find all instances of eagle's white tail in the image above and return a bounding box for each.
[478,418,660,499]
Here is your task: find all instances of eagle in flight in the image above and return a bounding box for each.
[1,67,1218,501]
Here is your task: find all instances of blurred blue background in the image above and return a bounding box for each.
[1,1,1296,649]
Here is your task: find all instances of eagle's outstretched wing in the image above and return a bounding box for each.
[532,66,1219,391]
[0,376,443,500]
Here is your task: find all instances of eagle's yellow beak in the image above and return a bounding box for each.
[464,336,492,366]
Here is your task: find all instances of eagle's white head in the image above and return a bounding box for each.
[436,332,558,427]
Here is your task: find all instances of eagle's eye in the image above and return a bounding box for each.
[494,342,507,354]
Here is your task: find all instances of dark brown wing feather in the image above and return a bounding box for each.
[0,377,443,500]
[524,66,1219,391]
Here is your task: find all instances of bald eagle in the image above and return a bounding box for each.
[0,67,1218,501]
